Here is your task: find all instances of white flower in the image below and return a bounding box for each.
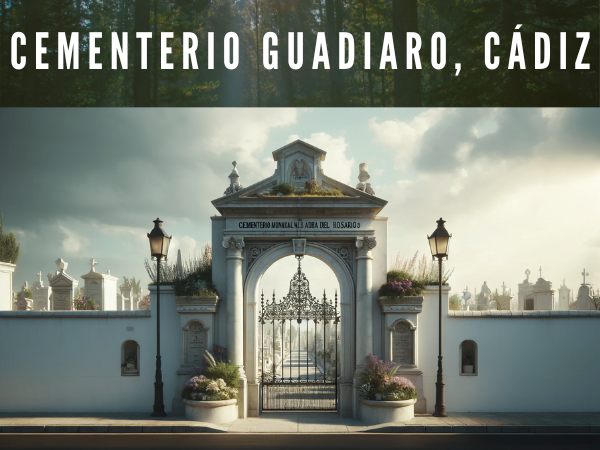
[206,380,220,393]
[216,378,226,390]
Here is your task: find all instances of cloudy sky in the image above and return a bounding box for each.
[0,108,599,301]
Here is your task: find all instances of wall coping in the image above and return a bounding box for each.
[148,285,176,292]
[423,285,451,292]
[0,261,16,272]
[0,311,151,318]
[448,310,600,318]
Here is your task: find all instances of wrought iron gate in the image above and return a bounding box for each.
[259,255,339,411]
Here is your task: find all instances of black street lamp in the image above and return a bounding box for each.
[147,218,171,417]
[427,217,451,418]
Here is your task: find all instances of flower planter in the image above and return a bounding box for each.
[359,398,416,425]
[183,398,238,424]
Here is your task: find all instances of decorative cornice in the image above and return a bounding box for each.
[175,296,220,313]
[378,296,423,314]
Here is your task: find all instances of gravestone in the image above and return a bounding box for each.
[119,279,132,311]
[31,271,51,311]
[49,259,78,311]
[392,321,414,365]
[80,259,118,310]
[185,321,206,366]
[16,282,33,311]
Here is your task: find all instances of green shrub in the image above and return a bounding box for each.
[144,243,217,296]
[204,362,240,389]
[271,182,296,196]
[0,215,21,264]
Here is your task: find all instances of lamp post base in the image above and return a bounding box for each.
[151,380,167,417]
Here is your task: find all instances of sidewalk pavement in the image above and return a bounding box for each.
[1,412,599,434]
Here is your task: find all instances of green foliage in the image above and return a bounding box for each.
[0,215,21,264]
[271,182,297,196]
[0,1,596,107]
[379,271,425,298]
[204,362,241,390]
[145,243,217,296]
[73,294,99,311]
[449,294,461,311]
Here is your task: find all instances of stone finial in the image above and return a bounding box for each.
[356,163,375,195]
[223,236,245,250]
[224,161,244,195]
[56,258,68,273]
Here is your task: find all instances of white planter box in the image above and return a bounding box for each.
[183,399,238,424]
[359,398,416,425]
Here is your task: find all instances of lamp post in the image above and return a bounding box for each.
[427,217,451,418]
[147,218,171,417]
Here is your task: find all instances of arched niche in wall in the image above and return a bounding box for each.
[183,319,209,368]
[388,318,416,367]
[121,340,140,376]
[459,340,478,376]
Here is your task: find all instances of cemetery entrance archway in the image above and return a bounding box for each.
[259,255,340,411]
[244,242,356,417]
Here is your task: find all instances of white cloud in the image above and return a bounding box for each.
[368,109,447,170]
[58,224,86,253]
[290,132,355,184]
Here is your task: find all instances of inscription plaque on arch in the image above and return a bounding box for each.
[186,322,206,366]
[392,322,413,365]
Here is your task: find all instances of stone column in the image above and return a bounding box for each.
[354,236,376,415]
[222,235,247,418]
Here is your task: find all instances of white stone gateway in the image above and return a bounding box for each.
[49,258,78,311]
[31,271,51,311]
[80,259,118,310]
[211,140,389,419]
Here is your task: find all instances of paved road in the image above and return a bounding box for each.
[2,433,599,450]
[277,349,322,380]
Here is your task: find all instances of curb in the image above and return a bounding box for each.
[2,424,598,434]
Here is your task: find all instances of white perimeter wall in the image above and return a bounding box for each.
[0,286,180,413]
[418,287,600,412]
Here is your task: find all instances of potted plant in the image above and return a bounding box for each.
[358,354,417,425]
[125,353,136,371]
[182,350,240,424]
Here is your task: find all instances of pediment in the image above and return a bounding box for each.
[49,272,77,287]
[212,139,388,217]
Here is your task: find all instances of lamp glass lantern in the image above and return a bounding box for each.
[147,218,171,259]
[428,218,451,259]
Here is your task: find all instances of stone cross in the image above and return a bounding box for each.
[91,259,98,272]
[582,269,589,284]
[37,271,42,283]
[501,282,507,295]
[525,269,531,282]
[539,267,542,279]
